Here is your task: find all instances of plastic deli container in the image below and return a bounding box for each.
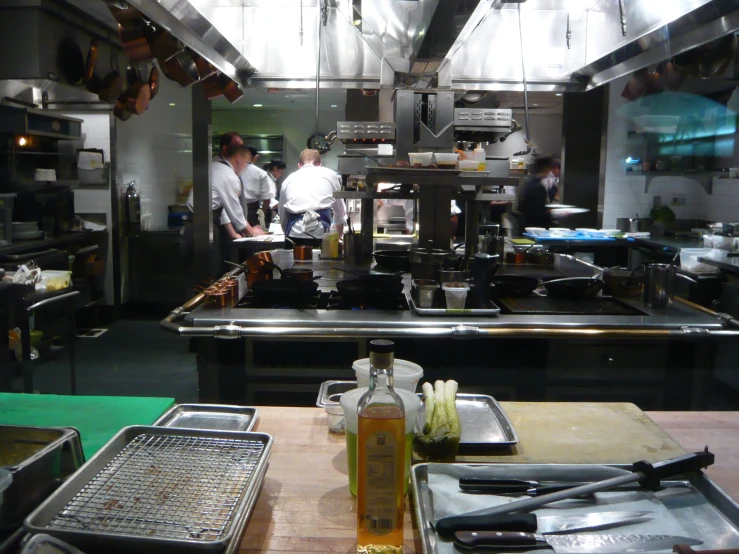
[353,358,423,392]
[340,387,421,496]
[442,282,470,309]
[408,152,433,167]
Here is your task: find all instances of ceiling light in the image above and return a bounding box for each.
[331,104,338,108]
[253,104,263,107]
[418,30,425,37]
[16,136,28,147]
[169,103,176,107]
[532,103,539,106]
[555,93,563,96]
[353,18,361,26]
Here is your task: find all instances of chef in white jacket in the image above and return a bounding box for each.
[278,149,346,242]
[240,147,272,228]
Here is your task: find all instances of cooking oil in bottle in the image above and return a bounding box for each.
[357,339,405,554]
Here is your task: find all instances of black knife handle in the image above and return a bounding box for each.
[454,531,538,550]
[435,513,537,539]
[459,478,537,493]
[633,449,714,490]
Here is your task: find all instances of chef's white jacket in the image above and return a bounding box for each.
[278,165,346,234]
[185,158,248,231]
[240,163,271,204]
[266,172,279,210]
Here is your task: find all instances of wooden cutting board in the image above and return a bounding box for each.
[415,401,686,465]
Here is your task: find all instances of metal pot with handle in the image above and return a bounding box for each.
[643,262,675,308]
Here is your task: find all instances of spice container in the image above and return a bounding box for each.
[442,282,470,309]
[413,279,439,309]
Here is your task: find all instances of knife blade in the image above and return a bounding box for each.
[434,510,652,539]
[459,478,645,496]
[454,532,702,553]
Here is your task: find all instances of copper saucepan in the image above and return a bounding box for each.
[247,271,272,288]
[293,245,313,261]
[282,268,316,281]
[245,251,274,273]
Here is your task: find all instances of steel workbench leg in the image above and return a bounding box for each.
[15,302,32,393]
[68,308,77,395]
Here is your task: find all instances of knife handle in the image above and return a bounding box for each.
[674,546,739,554]
[459,478,537,493]
[435,513,537,539]
[454,531,538,550]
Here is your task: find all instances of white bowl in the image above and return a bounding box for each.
[537,229,555,237]
[525,227,546,236]
[586,230,611,238]
[353,358,424,391]
[576,228,597,236]
[551,227,578,237]
[408,152,433,167]
[435,153,459,167]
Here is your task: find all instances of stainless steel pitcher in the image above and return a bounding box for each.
[643,263,676,308]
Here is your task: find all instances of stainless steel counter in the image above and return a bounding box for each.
[183,250,725,334]
[699,256,739,276]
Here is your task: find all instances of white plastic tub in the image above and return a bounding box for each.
[408,152,433,167]
[354,358,424,391]
[442,282,470,309]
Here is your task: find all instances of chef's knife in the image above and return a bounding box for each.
[434,510,652,539]
[459,479,592,495]
[454,532,702,553]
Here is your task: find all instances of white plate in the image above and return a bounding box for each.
[549,207,590,217]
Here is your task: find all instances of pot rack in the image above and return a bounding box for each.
[160,263,739,340]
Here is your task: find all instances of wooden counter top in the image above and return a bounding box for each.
[242,404,739,553]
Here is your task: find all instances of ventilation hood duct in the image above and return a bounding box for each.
[0,0,125,106]
[64,0,739,93]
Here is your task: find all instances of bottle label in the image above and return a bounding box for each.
[362,431,398,535]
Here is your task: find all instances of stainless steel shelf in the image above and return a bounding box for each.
[365,169,521,187]
[335,191,516,202]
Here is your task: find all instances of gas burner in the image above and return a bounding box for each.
[326,291,408,311]
[236,290,409,311]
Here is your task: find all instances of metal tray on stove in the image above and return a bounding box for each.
[407,290,501,316]
[25,426,273,554]
[411,463,739,554]
[416,394,517,448]
[153,404,258,432]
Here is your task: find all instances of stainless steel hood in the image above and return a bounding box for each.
[67,0,739,92]
[0,0,124,106]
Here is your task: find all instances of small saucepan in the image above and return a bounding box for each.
[373,250,411,272]
[293,245,313,261]
[282,268,320,281]
[539,277,603,299]
[245,251,275,273]
[490,275,540,297]
[603,267,643,297]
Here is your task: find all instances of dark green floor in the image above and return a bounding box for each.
[15,320,198,402]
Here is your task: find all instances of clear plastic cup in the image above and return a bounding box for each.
[340,387,421,496]
[442,282,469,309]
[353,358,423,392]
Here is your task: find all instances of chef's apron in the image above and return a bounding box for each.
[246,201,260,227]
[284,208,331,247]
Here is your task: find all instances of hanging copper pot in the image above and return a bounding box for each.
[144,24,180,62]
[218,74,244,103]
[202,73,224,100]
[191,52,219,80]
[158,50,200,87]
[118,22,156,63]
[148,65,160,99]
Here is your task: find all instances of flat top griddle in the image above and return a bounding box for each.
[497,295,650,316]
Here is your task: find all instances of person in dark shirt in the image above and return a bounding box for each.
[518,156,560,229]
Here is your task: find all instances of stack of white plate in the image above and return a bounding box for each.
[12,221,43,240]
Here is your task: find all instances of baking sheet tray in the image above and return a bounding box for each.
[497,295,649,316]
[411,463,739,554]
[407,290,501,316]
[416,394,517,449]
[25,426,273,553]
[153,404,258,432]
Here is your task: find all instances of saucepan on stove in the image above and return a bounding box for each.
[603,267,643,297]
[282,268,322,281]
[538,277,604,299]
[245,251,274,273]
[250,279,319,305]
[409,245,457,280]
[490,275,540,298]
[246,271,272,288]
[373,250,411,272]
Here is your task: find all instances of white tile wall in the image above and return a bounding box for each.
[116,77,194,230]
[603,76,739,227]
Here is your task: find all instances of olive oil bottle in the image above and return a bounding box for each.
[356,340,405,554]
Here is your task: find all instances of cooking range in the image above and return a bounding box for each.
[237,290,409,311]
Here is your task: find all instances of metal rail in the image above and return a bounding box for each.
[160,261,739,339]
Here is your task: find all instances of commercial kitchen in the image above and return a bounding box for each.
[1,1,739,553]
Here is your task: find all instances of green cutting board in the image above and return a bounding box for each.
[0,393,175,459]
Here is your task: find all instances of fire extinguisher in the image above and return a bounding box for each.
[124,181,141,234]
